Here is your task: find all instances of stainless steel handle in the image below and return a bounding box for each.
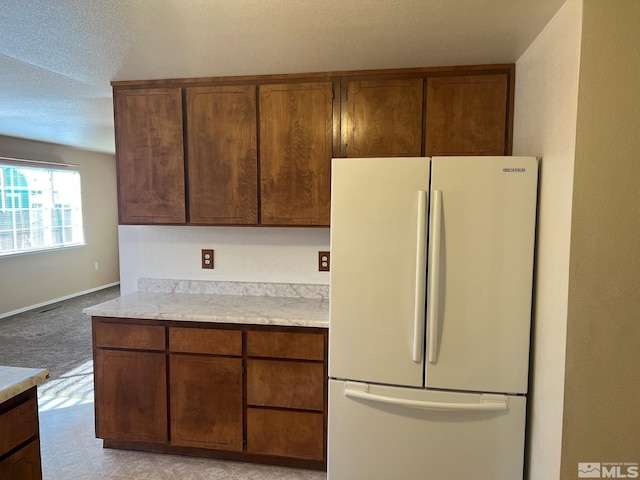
[427,190,442,364]
[344,382,508,412]
[413,190,428,363]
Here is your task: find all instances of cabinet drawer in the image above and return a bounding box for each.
[93,322,165,351]
[247,408,324,460]
[246,331,324,360]
[0,439,41,480]
[169,327,242,356]
[0,396,38,457]
[247,359,324,411]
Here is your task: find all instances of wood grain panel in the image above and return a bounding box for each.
[114,87,186,224]
[0,439,41,480]
[186,86,258,224]
[247,359,324,411]
[0,395,37,456]
[93,322,165,351]
[246,330,325,361]
[170,355,243,451]
[94,349,168,444]
[425,74,508,156]
[169,327,242,355]
[247,408,324,460]
[344,78,423,157]
[259,82,333,226]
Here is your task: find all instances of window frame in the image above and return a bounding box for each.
[0,156,86,257]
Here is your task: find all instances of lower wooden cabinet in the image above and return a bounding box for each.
[0,388,43,480]
[170,355,243,451]
[247,359,324,411]
[247,408,324,460]
[94,349,168,444]
[92,318,328,470]
[0,439,42,480]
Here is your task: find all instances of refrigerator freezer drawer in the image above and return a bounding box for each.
[328,379,526,480]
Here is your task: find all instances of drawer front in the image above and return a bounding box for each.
[246,331,325,360]
[0,395,38,457]
[247,408,324,460]
[169,327,242,356]
[0,439,41,480]
[93,321,165,351]
[247,359,324,411]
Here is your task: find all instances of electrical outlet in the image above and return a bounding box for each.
[318,251,330,272]
[201,249,214,269]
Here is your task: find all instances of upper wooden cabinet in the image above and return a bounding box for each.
[259,82,333,226]
[114,87,186,224]
[111,65,514,225]
[425,74,509,156]
[342,78,423,157]
[186,85,258,224]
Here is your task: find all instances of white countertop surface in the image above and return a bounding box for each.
[83,291,329,328]
[0,366,49,404]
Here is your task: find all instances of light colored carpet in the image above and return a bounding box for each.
[0,286,120,400]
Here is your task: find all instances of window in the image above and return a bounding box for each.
[0,158,84,255]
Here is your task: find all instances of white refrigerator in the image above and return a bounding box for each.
[328,156,538,480]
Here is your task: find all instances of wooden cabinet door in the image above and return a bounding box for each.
[170,355,243,451]
[94,349,168,443]
[425,74,508,156]
[186,86,258,224]
[259,82,333,226]
[343,78,423,157]
[114,87,186,224]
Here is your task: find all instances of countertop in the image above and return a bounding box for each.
[83,279,329,329]
[0,366,49,404]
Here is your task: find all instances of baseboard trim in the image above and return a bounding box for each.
[0,282,120,319]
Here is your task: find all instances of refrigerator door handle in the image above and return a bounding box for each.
[427,189,443,364]
[412,190,428,363]
[344,382,508,411]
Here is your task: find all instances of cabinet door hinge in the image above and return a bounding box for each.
[243,435,247,446]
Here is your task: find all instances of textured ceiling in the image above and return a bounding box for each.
[0,0,567,154]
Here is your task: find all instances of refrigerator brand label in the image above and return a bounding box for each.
[578,462,639,478]
[503,168,526,173]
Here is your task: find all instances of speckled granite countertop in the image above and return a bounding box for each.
[0,366,49,404]
[83,279,329,329]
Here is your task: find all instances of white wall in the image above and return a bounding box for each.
[512,0,582,478]
[0,135,119,317]
[561,0,640,474]
[118,225,330,295]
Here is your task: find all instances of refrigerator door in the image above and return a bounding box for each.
[425,156,538,394]
[328,379,527,480]
[329,157,430,387]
